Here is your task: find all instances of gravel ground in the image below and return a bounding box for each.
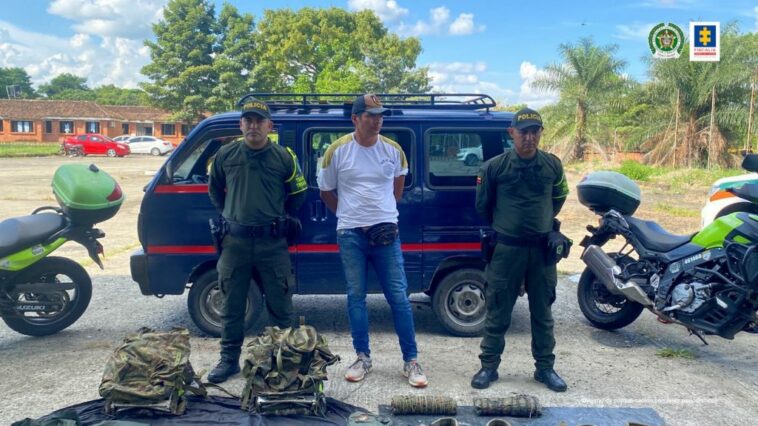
[0,156,757,425]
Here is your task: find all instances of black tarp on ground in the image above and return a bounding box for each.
[16,397,667,426]
[378,404,666,426]
[16,396,367,426]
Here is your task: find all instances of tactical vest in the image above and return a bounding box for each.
[240,324,340,416]
[98,327,206,415]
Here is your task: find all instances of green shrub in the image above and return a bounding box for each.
[615,161,667,181]
[657,167,745,192]
[0,142,60,157]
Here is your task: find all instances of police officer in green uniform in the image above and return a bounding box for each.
[206,98,307,384]
[470,108,570,392]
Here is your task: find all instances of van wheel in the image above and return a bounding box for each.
[187,269,263,337]
[432,268,487,337]
[106,149,117,157]
[464,154,480,166]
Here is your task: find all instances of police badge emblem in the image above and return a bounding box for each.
[649,22,685,59]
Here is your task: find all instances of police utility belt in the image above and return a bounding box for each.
[228,220,286,238]
[480,220,572,265]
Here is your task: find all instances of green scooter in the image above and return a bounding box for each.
[0,164,123,336]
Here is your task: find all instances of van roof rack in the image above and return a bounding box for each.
[236,93,497,112]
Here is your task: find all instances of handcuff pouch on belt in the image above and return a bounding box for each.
[209,216,228,255]
[365,222,399,247]
[480,229,497,263]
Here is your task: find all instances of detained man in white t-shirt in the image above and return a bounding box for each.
[317,94,427,388]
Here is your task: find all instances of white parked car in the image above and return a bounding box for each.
[457,146,483,166]
[125,136,174,156]
[701,173,758,226]
[112,135,132,142]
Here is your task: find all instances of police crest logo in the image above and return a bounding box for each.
[690,22,720,62]
[648,22,684,59]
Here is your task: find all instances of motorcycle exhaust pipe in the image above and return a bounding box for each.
[581,245,653,307]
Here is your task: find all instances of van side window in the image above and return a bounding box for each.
[426,129,510,188]
[306,129,414,188]
[171,135,242,184]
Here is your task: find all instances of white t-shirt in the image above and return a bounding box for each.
[317,133,408,230]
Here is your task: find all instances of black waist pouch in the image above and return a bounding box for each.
[480,229,496,263]
[365,222,399,247]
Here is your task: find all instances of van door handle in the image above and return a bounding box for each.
[311,200,327,221]
[319,201,328,222]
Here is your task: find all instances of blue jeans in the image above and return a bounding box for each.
[336,228,418,362]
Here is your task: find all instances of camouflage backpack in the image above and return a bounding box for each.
[240,324,340,416]
[99,327,206,415]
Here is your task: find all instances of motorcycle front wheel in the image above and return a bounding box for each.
[2,257,92,336]
[577,255,644,330]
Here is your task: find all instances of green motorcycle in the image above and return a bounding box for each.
[0,164,123,336]
[576,155,758,341]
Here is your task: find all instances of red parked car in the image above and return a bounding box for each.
[62,134,130,157]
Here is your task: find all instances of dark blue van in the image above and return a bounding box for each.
[130,93,513,337]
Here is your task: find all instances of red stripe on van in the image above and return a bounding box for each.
[146,242,479,255]
[154,184,209,194]
[147,245,216,254]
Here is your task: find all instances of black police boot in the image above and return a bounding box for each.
[207,358,240,384]
[471,368,499,389]
[534,368,567,392]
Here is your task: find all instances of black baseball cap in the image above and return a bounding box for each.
[511,108,543,130]
[351,94,389,115]
[240,97,271,119]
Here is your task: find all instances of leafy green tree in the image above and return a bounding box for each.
[93,85,150,105]
[38,73,90,98]
[207,3,257,112]
[141,0,217,121]
[493,102,527,112]
[0,67,36,98]
[253,8,429,94]
[532,38,628,161]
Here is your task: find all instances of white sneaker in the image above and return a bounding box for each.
[345,352,372,382]
[403,360,428,388]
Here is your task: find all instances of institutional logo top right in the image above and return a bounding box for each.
[649,21,720,62]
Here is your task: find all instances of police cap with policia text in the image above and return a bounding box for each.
[511,108,543,130]
[240,97,272,119]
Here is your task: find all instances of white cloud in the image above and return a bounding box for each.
[449,13,485,36]
[517,61,559,108]
[615,23,656,40]
[365,2,483,37]
[0,18,152,88]
[48,0,164,39]
[430,6,450,26]
[427,61,512,101]
[0,0,165,88]
[347,0,408,22]
[633,0,701,9]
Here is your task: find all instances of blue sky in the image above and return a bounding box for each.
[0,0,756,107]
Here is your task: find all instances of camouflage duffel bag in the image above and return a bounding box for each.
[99,327,206,415]
[241,325,340,416]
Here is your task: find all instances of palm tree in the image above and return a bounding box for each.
[644,26,756,168]
[532,38,629,162]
